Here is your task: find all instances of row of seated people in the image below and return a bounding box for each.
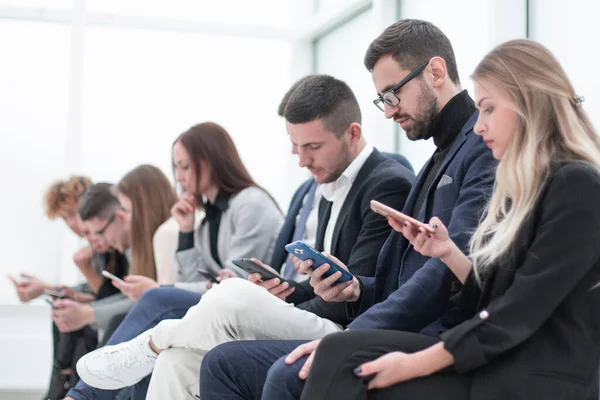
[15,18,600,400]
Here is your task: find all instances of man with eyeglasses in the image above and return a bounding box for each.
[51,183,133,338]
[198,19,498,400]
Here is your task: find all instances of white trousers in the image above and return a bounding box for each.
[145,278,343,399]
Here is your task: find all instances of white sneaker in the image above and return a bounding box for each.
[76,332,158,390]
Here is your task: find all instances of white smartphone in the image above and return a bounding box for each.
[101,270,126,284]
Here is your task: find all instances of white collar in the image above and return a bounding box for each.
[321,145,374,201]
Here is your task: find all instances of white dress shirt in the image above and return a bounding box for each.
[320,144,374,253]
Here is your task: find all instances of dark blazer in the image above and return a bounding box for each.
[440,161,600,400]
[270,178,315,271]
[271,153,413,272]
[349,113,497,334]
[288,148,415,325]
[381,151,414,174]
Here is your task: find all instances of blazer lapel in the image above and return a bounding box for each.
[417,112,478,219]
[315,197,332,252]
[402,157,434,216]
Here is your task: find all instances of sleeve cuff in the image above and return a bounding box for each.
[177,231,195,252]
[440,310,489,373]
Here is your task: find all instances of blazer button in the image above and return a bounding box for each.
[479,310,489,319]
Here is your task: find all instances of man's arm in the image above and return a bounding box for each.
[296,171,412,323]
[349,142,495,331]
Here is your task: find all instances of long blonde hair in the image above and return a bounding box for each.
[115,165,177,280]
[469,39,600,278]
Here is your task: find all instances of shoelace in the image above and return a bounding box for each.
[107,340,152,373]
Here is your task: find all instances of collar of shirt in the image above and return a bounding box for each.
[204,192,231,222]
[321,144,374,202]
[429,89,477,150]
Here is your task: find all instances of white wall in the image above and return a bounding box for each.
[529,0,600,128]
[315,8,398,154]
[0,18,295,304]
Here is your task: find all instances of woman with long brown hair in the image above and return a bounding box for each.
[104,164,178,300]
[114,164,178,280]
[67,122,282,400]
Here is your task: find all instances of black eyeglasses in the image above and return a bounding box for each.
[373,60,430,112]
[95,212,117,236]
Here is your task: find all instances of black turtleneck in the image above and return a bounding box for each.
[411,90,476,216]
[177,192,231,267]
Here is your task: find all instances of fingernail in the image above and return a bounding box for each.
[418,229,422,233]
[432,223,439,228]
[427,234,431,238]
[354,367,362,375]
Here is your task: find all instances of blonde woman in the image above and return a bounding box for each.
[298,39,600,399]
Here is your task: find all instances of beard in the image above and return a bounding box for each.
[316,139,353,184]
[397,79,439,141]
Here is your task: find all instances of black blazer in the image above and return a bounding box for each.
[441,162,600,399]
[288,149,414,325]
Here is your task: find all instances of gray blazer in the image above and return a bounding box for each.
[175,186,283,294]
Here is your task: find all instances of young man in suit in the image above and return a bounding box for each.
[198,19,498,400]
[73,74,414,399]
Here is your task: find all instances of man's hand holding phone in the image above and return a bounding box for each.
[245,259,295,300]
[171,192,196,232]
[298,253,361,303]
[52,298,95,333]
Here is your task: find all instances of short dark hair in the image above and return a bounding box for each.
[364,19,460,84]
[277,76,313,117]
[79,182,120,221]
[283,74,361,137]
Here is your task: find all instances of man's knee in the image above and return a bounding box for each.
[263,355,306,399]
[137,287,170,308]
[201,278,265,315]
[201,345,231,381]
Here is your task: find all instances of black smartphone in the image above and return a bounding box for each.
[232,258,287,283]
[43,289,67,299]
[197,268,219,284]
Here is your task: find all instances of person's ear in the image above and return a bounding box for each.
[429,56,448,88]
[115,209,129,223]
[346,122,362,143]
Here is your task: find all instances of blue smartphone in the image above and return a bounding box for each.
[284,241,353,283]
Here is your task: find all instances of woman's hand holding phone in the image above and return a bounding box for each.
[390,217,472,283]
[171,192,196,232]
[388,216,454,259]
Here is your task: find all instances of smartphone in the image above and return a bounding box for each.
[370,200,435,233]
[284,241,353,283]
[231,259,286,283]
[43,289,67,299]
[101,270,126,284]
[197,268,219,284]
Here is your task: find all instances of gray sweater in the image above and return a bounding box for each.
[175,187,283,294]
